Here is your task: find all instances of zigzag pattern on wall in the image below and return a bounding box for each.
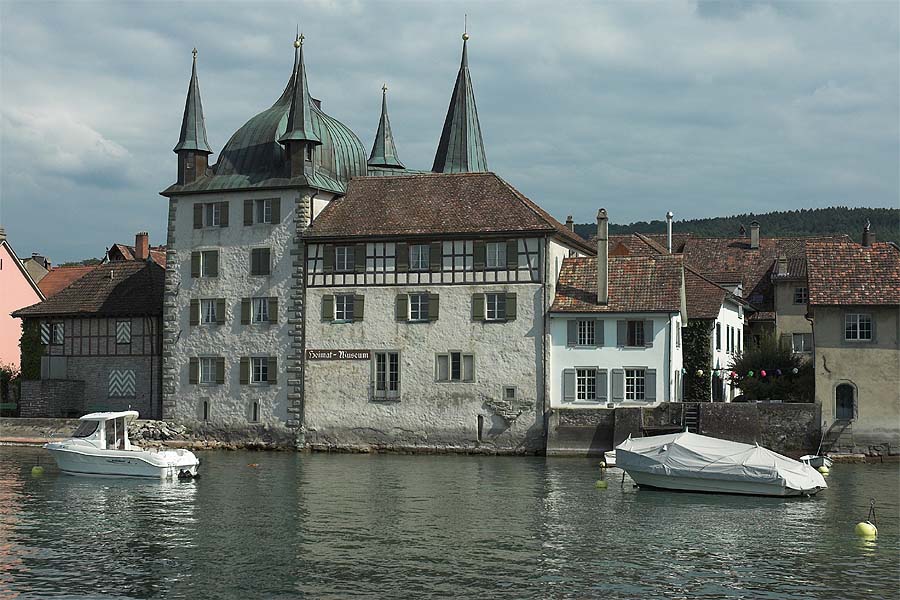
[109,369,136,398]
[116,320,131,344]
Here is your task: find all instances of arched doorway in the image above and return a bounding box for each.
[835,383,855,421]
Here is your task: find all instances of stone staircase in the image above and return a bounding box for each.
[819,420,854,454]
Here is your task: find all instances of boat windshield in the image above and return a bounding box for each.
[71,420,99,438]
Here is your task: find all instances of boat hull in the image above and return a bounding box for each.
[45,445,199,479]
[800,455,833,469]
[624,469,821,497]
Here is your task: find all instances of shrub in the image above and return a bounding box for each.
[728,334,813,402]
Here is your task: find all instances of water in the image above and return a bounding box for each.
[0,447,897,599]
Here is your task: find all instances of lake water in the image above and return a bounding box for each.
[1,446,897,599]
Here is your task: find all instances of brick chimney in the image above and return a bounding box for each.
[862,220,874,247]
[135,232,150,261]
[565,215,574,232]
[666,211,674,254]
[750,221,760,249]
[597,208,608,305]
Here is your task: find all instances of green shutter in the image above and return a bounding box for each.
[268,297,278,323]
[428,294,440,321]
[189,299,200,326]
[191,252,201,278]
[219,202,229,227]
[239,357,250,385]
[215,298,226,324]
[241,299,251,325]
[250,249,258,275]
[323,246,334,273]
[271,198,281,223]
[395,294,408,322]
[243,199,253,225]
[193,203,203,229]
[353,295,365,321]
[567,320,577,346]
[562,369,576,401]
[645,369,657,401]
[396,243,408,272]
[216,357,225,384]
[472,293,485,321]
[262,248,271,275]
[267,357,277,385]
[429,242,442,271]
[354,244,366,273]
[208,251,218,277]
[505,293,517,321]
[506,240,519,269]
[322,295,334,321]
[473,241,486,270]
[189,357,199,384]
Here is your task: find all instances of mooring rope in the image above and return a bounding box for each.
[867,498,877,528]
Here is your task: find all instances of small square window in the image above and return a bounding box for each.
[485,293,506,321]
[503,386,517,401]
[335,295,355,322]
[792,333,812,353]
[845,313,872,341]
[793,287,809,305]
[408,293,430,322]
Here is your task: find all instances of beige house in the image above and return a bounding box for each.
[807,236,900,454]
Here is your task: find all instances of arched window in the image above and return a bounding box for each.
[835,383,855,420]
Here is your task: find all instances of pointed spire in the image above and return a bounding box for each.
[174,48,213,154]
[367,84,405,169]
[279,33,322,145]
[432,31,487,173]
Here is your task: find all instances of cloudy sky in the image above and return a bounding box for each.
[1,0,897,262]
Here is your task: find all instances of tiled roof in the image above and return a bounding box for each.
[13,261,164,318]
[304,172,595,254]
[770,257,807,280]
[108,243,167,267]
[550,254,683,313]
[596,233,691,256]
[684,267,728,320]
[807,241,900,306]
[38,266,97,298]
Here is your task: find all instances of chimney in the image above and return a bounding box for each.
[750,221,760,249]
[666,211,674,254]
[862,220,874,247]
[135,232,150,261]
[776,254,788,275]
[565,215,574,232]
[597,208,609,305]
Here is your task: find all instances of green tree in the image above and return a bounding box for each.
[683,320,713,401]
[728,335,813,402]
[19,320,44,380]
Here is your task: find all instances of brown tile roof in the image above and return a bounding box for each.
[595,233,692,256]
[13,261,164,318]
[108,243,167,266]
[551,254,683,313]
[38,266,98,298]
[304,172,595,254]
[684,267,728,320]
[806,241,900,306]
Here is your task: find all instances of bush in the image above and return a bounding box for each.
[728,334,813,402]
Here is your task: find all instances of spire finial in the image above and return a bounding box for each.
[463,13,469,40]
[294,25,301,48]
[299,32,305,46]
[192,47,198,60]
[382,83,388,94]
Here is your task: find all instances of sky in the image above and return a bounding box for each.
[1,0,898,262]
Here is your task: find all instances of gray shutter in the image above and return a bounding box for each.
[215,298,226,324]
[268,297,278,323]
[612,369,625,400]
[189,357,199,384]
[239,357,250,385]
[506,240,519,269]
[219,202,229,227]
[597,370,609,402]
[322,295,334,321]
[323,246,334,273]
[617,320,626,347]
[209,251,218,277]
[473,241,486,270]
[215,357,225,384]
[271,198,280,223]
[428,294,440,321]
[353,295,365,321]
[645,369,657,401]
[395,295,408,321]
[267,357,277,384]
[562,369,576,401]
[189,299,200,326]
[567,320,577,346]
[472,293,485,321]
[241,299,251,325]
[191,252,201,278]
[250,249,259,275]
[193,203,203,229]
[354,244,366,273]
[596,319,605,347]
[429,242,442,271]
[243,199,253,225]
[396,243,408,272]
[505,293,517,321]
[644,320,653,347]
[262,248,271,275]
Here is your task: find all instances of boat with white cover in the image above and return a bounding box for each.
[615,431,827,497]
[44,411,199,479]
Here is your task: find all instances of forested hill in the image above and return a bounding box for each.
[574,207,899,244]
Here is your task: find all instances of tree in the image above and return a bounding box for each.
[728,334,813,402]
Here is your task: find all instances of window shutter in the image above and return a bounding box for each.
[567,320,577,346]
[191,252,201,278]
[189,299,200,326]
[268,297,278,323]
[779,334,791,351]
[267,357,277,384]
[472,293,485,321]
[506,240,519,269]
[597,370,609,401]
[505,293,517,321]
[596,319,605,347]
[241,299,251,325]
[209,251,218,277]
[354,244,366,274]
[262,249,271,275]
[644,320,653,347]
[216,357,225,384]
[323,246,334,273]
[429,242,442,271]
[645,369,657,401]
[193,203,203,229]
[396,243,408,272]
[617,320,626,347]
[428,294,440,321]
[322,295,334,322]
[250,249,259,275]
[239,357,249,385]
[473,241,486,270]
[243,199,253,225]
[395,295,408,321]
[189,357,199,384]
[612,369,625,400]
[215,298,226,324]
[353,295,365,321]
[219,202,229,227]
[271,198,280,223]
[562,369,576,401]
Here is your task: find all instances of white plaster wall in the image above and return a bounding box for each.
[549,313,680,408]
[168,188,300,424]
[711,299,745,400]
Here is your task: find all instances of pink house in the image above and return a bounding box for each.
[0,227,44,369]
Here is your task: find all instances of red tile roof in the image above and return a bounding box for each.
[806,241,900,306]
[684,267,729,320]
[108,243,167,266]
[38,266,98,298]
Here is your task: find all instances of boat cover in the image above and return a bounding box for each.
[616,431,827,493]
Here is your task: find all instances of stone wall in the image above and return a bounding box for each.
[19,380,86,418]
[65,355,160,419]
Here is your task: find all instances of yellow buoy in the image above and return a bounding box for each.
[817,465,829,475]
[595,480,608,489]
[855,521,877,538]
[31,466,44,476]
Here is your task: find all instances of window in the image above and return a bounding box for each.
[577,320,595,346]
[252,297,269,323]
[627,321,644,347]
[793,287,809,304]
[373,352,400,400]
[255,199,272,224]
[116,320,131,344]
[199,357,216,384]
[251,357,268,384]
[205,202,221,227]
[305,145,313,161]
[715,322,722,350]
[197,250,218,277]
[200,299,217,324]
[251,401,259,422]
[436,352,474,382]
[72,420,99,438]
[792,333,813,353]
[51,322,64,345]
[486,293,506,321]
[335,246,354,272]
[443,240,473,272]
[335,295,355,322]
[250,248,271,276]
[625,369,646,401]
[202,400,209,421]
[503,386,517,401]
[485,242,506,269]
[845,313,872,341]
[409,293,430,322]
[576,368,597,401]
[409,244,429,271]
[737,330,741,353]
[185,152,195,169]
[366,242,396,273]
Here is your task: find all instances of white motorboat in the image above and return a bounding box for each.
[800,455,834,470]
[44,411,199,479]
[603,450,617,467]
[615,431,827,497]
